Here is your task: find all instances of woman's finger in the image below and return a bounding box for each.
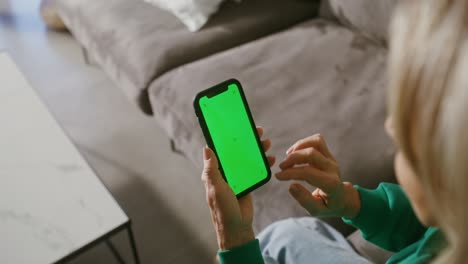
[261,138,271,152]
[268,156,276,167]
[289,183,328,215]
[202,147,223,185]
[256,126,264,138]
[279,147,333,171]
[286,134,334,160]
[275,166,338,193]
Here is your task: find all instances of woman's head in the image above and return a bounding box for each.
[387,0,468,262]
[385,117,436,226]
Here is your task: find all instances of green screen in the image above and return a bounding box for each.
[200,83,268,195]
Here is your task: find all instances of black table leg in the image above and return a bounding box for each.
[127,225,141,264]
[105,239,125,264]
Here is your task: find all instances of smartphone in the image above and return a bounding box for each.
[194,79,271,198]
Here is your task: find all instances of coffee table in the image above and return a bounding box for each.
[0,53,140,264]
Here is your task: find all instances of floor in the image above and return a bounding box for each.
[0,0,217,263]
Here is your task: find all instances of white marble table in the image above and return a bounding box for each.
[0,53,138,264]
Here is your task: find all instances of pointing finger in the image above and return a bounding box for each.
[286,134,334,160]
[276,166,338,193]
[280,148,332,171]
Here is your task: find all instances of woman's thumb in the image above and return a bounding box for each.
[289,184,319,215]
[202,146,221,182]
[289,184,309,203]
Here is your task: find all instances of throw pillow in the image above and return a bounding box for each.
[144,0,240,32]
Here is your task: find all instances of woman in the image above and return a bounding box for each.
[201,0,468,263]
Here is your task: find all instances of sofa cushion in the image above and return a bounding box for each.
[320,0,397,44]
[54,0,319,113]
[148,19,395,235]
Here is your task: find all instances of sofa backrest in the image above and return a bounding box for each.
[320,0,397,45]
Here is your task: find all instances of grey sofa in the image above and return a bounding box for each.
[52,0,397,262]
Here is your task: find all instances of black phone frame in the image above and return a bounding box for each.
[193,79,271,199]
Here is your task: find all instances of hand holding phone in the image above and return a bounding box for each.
[194,79,272,198]
[201,129,274,250]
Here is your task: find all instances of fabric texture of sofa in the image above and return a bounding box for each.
[51,0,398,262]
[54,0,318,113]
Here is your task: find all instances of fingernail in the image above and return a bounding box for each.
[203,146,210,160]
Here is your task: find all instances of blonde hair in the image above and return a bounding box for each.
[388,0,468,263]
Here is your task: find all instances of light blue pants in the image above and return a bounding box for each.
[257,217,371,264]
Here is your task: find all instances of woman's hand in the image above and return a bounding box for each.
[275,134,361,219]
[202,127,275,250]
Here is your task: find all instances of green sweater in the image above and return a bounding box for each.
[218,183,445,264]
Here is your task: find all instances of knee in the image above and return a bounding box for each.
[258,217,320,248]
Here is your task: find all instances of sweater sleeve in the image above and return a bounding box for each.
[218,239,264,264]
[342,183,427,252]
